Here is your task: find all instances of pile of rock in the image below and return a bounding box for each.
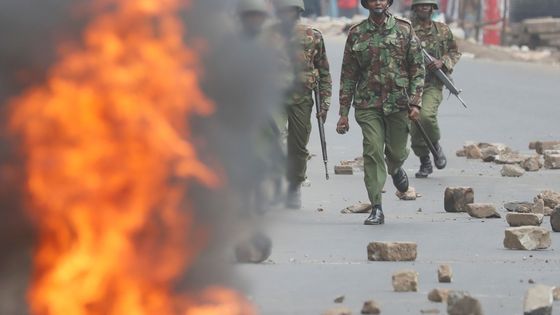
[455,141,558,177]
[335,156,364,175]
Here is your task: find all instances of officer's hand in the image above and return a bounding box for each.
[408,105,421,121]
[428,59,444,71]
[317,109,328,121]
[336,116,349,134]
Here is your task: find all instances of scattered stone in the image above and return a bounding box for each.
[341,203,372,214]
[420,309,440,314]
[521,156,543,172]
[537,190,560,209]
[532,199,545,215]
[335,165,353,175]
[506,213,544,227]
[524,285,553,315]
[466,203,501,219]
[544,207,554,216]
[396,187,419,201]
[340,157,365,171]
[445,187,475,213]
[501,164,525,177]
[529,142,537,150]
[553,287,560,301]
[361,300,381,314]
[323,307,352,315]
[438,264,453,283]
[535,141,560,154]
[317,208,324,212]
[504,227,551,250]
[447,291,484,315]
[334,295,345,303]
[529,279,535,284]
[464,144,482,159]
[234,231,272,264]
[504,201,533,213]
[367,242,417,261]
[456,149,466,157]
[551,207,560,232]
[428,288,450,302]
[495,152,528,165]
[480,146,500,162]
[544,150,560,169]
[392,269,419,292]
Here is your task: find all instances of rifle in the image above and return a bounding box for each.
[422,49,468,108]
[314,87,329,180]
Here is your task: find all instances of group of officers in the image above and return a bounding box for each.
[234,0,461,225]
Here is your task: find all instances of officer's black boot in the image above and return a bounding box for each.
[415,156,433,178]
[285,182,301,209]
[364,205,385,225]
[391,167,409,193]
[433,142,447,170]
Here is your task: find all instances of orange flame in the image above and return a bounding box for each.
[8,0,256,314]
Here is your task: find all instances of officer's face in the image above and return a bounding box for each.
[241,11,268,35]
[366,0,389,14]
[276,6,300,26]
[414,4,434,20]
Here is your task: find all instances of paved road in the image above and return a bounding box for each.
[237,36,560,314]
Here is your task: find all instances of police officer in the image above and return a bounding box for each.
[410,0,461,178]
[336,0,425,225]
[267,0,332,209]
[237,0,270,39]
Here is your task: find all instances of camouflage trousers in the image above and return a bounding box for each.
[411,85,443,157]
[355,109,410,205]
[282,94,314,185]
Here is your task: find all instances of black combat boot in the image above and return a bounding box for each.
[285,182,301,209]
[415,156,433,178]
[364,205,385,225]
[391,167,409,193]
[433,142,447,170]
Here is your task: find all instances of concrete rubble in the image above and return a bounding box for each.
[501,164,526,177]
[322,307,352,315]
[504,227,551,250]
[506,213,544,227]
[361,300,381,314]
[438,264,453,283]
[420,309,440,314]
[335,165,353,175]
[444,187,474,213]
[334,295,345,303]
[544,150,560,169]
[523,285,553,315]
[341,203,372,214]
[447,291,484,315]
[392,269,419,292]
[466,203,501,219]
[396,187,420,201]
[367,242,417,262]
[551,207,560,232]
[521,156,544,172]
[428,288,450,303]
[554,287,560,301]
[504,201,534,213]
[533,141,560,155]
[536,190,560,209]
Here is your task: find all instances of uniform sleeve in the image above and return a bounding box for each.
[339,32,359,117]
[313,31,332,111]
[441,26,462,73]
[406,28,425,107]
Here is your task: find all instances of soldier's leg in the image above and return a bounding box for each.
[410,86,443,157]
[285,95,313,208]
[384,110,411,192]
[355,109,386,206]
[410,86,444,177]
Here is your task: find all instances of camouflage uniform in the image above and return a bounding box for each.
[410,18,461,158]
[339,14,425,205]
[266,22,332,185]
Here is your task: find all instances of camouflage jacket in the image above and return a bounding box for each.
[412,19,461,87]
[265,23,332,111]
[339,14,425,117]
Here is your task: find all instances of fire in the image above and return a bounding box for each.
[8,1,256,315]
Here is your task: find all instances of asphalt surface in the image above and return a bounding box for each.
[237,36,560,315]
